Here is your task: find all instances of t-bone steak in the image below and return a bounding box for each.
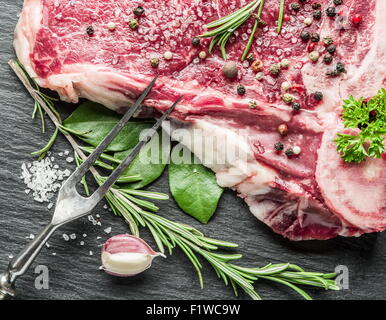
[14,0,386,240]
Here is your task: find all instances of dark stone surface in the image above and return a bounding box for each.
[0,0,384,300]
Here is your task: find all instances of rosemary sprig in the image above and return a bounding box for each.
[200,0,261,60]
[199,0,285,60]
[10,59,339,300]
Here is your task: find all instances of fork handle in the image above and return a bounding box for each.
[0,223,57,299]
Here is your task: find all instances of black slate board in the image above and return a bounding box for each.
[0,0,384,300]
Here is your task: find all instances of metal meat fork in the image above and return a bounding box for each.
[0,77,181,299]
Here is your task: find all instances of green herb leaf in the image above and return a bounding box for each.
[335,89,386,163]
[63,101,154,152]
[169,146,223,223]
[114,132,170,189]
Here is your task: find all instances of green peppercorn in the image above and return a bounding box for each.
[150,57,159,68]
[312,3,321,9]
[336,62,346,73]
[326,7,336,17]
[86,25,94,36]
[290,3,300,11]
[333,0,343,5]
[237,85,246,95]
[129,19,139,30]
[285,148,295,156]
[269,63,281,75]
[323,37,334,45]
[274,142,284,151]
[191,37,200,47]
[300,31,310,41]
[292,102,301,111]
[314,91,323,101]
[327,44,336,54]
[133,6,145,16]
[323,54,333,64]
[311,33,320,42]
[249,100,257,109]
[282,93,295,104]
[313,10,322,19]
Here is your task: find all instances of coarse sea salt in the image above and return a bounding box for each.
[20,157,70,203]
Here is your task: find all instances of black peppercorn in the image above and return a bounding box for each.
[237,85,246,95]
[336,62,346,73]
[311,33,320,42]
[299,0,307,2]
[246,53,256,63]
[333,0,343,5]
[314,91,323,101]
[326,69,339,77]
[274,142,284,151]
[323,54,333,64]
[313,10,322,19]
[285,148,295,156]
[86,25,94,36]
[191,37,201,47]
[312,3,321,9]
[133,6,145,16]
[326,44,336,54]
[300,31,310,41]
[292,102,301,111]
[290,3,300,11]
[326,7,336,17]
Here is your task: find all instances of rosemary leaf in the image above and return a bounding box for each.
[277,0,285,33]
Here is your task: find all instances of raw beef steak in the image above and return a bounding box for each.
[14,0,386,240]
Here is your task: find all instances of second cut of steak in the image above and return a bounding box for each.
[14,0,386,240]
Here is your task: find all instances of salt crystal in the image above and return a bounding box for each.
[70,233,76,240]
[29,234,35,240]
[8,254,14,259]
[47,203,53,209]
[89,251,93,256]
[62,233,69,241]
[45,242,50,248]
[21,157,66,203]
[97,236,102,240]
[66,157,74,163]
[52,252,57,256]
[64,150,70,155]
[80,241,85,246]
[104,227,112,234]
[83,233,87,238]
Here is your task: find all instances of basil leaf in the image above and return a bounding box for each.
[63,101,154,152]
[115,132,170,189]
[169,145,223,224]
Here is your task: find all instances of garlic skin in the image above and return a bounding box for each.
[101,234,164,277]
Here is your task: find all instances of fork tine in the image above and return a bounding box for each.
[67,76,158,185]
[90,96,182,203]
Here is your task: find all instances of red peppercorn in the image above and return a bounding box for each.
[277,123,289,136]
[307,42,316,53]
[382,153,386,162]
[351,14,362,25]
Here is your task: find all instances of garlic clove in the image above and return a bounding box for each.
[101,234,164,277]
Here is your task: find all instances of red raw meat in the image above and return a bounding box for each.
[14,0,386,240]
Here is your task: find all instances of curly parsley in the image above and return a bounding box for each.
[336,89,386,163]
